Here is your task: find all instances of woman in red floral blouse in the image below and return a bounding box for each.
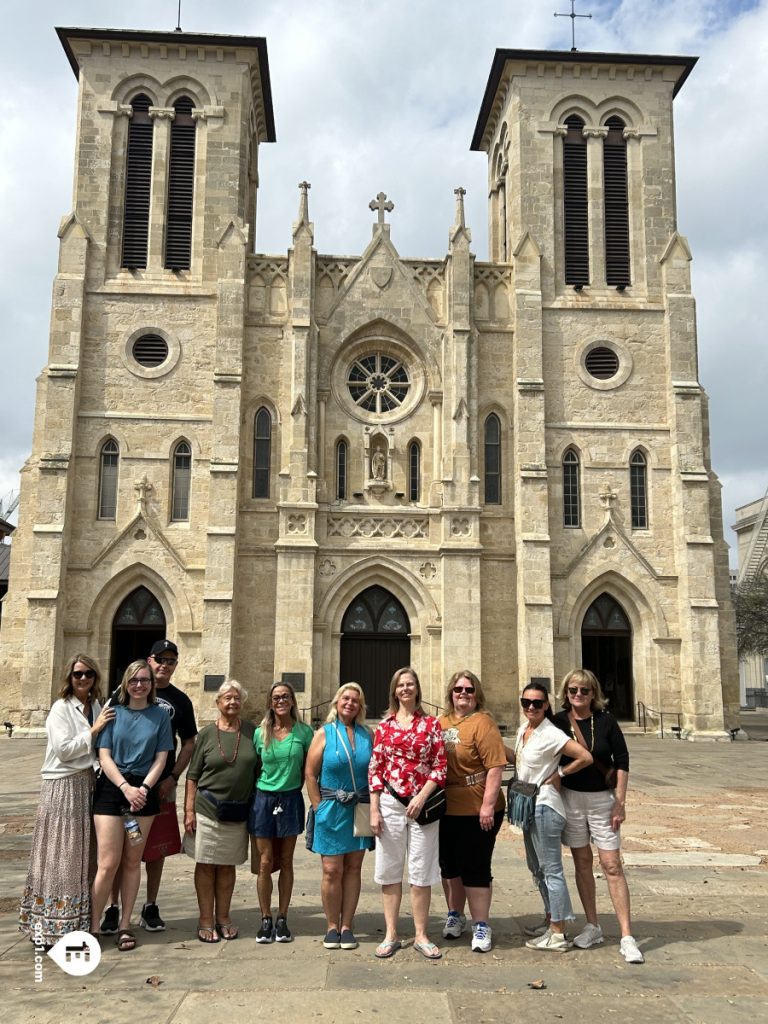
[369,667,447,959]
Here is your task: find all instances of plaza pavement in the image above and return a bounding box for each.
[1,720,767,1024]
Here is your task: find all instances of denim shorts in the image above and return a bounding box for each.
[248,788,305,839]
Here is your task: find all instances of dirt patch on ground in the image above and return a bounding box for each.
[0,817,33,836]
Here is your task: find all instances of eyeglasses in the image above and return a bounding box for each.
[520,697,546,710]
[128,677,152,686]
[453,686,476,694]
[152,657,177,666]
[71,670,96,680]
[567,686,592,696]
[272,694,291,703]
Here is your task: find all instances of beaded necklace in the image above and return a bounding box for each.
[570,714,595,752]
[216,719,242,764]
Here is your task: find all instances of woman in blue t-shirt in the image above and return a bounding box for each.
[91,659,174,951]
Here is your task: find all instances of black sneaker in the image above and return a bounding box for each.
[140,902,166,931]
[100,904,119,935]
[256,915,274,943]
[274,915,292,943]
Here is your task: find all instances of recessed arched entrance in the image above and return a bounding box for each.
[581,592,633,719]
[110,585,166,688]
[340,585,410,717]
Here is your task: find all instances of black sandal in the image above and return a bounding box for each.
[116,929,136,951]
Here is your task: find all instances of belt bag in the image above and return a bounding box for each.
[506,778,538,830]
[386,781,447,826]
[200,789,249,823]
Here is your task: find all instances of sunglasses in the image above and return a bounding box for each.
[520,697,546,710]
[568,686,592,696]
[272,694,292,703]
[453,686,475,694]
[152,657,177,666]
[72,670,96,680]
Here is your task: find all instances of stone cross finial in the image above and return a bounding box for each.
[554,0,592,51]
[134,475,153,513]
[599,483,618,511]
[454,186,466,229]
[369,192,394,226]
[297,181,311,223]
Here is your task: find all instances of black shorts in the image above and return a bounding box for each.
[92,771,161,817]
[439,810,504,888]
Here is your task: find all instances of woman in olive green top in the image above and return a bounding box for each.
[184,681,258,942]
[248,681,313,944]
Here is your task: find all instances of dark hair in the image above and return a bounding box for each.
[521,681,554,722]
[260,681,299,747]
[59,653,104,703]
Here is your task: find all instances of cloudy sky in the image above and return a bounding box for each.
[0,0,765,562]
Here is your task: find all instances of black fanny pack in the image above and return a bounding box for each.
[200,788,249,823]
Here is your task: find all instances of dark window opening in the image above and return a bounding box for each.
[408,441,420,502]
[253,408,272,499]
[132,333,169,367]
[630,449,648,528]
[563,448,580,527]
[171,440,191,521]
[99,439,119,520]
[484,414,501,505]
[165,96,196,270]
[585,346,619,380]
[122,94,153,269]
[604,116,630,287]
[563,115,589,286]
[336,440,348,501]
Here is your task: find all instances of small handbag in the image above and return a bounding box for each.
[334,726,374,838]
[506,778,538,829]
[416,786,447,826]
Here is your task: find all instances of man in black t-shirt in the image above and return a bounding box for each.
[100,639,197,934]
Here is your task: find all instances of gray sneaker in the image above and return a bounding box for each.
[573,922,604,949]
[620,935,645,963]
[442,911,467,939]
[525,929,572,952]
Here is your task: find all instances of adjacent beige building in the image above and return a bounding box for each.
[0,27,739,736]
[733,495,768,707]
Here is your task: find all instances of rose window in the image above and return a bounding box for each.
[346,354,410,413]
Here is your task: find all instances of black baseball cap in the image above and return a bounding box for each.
[150,639,178,657]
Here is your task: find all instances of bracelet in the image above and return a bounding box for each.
[118,781,128,790]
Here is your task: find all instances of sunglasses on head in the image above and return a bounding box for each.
[568,686,592,696]
[453,686,475,694]
[520,697,546,710]
[72,670,96,680]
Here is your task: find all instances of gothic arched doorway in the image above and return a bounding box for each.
[581,593,633,719]
[340,585,410,717]
[110,585,166,689]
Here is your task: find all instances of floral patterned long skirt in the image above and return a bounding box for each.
[18,769,94,944]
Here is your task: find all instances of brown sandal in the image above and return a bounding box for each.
[116,929,136,951]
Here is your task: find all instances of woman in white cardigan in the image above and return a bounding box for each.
[19,654,114,945]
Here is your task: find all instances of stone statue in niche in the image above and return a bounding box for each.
[371,446,386,481]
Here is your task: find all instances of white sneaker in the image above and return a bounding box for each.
[471,922,492,953]
[442,911,467,939]
[523,917,550,937]
[525,928,571,952]
[573,922,604,949]
[620,935,645,964]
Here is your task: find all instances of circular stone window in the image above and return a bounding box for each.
[577,341,632,391]
[346,353,411,414]
[585,346,619,380]
[132,333,169,367]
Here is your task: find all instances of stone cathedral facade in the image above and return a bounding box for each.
[0,26,739,736]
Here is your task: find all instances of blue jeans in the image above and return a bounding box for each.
[523,804,574,923]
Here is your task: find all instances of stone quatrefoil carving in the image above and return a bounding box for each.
[328,516,429,540]
[287,514,307,534]
[451,518,472,537]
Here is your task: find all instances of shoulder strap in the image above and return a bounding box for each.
[334,724,358,794]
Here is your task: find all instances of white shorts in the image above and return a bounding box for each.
[562,788,621,851]
[374,791,441,887]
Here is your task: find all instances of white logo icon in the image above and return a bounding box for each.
[47,931,101,975]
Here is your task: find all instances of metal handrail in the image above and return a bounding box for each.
[299,699,332,729]
[636,700,682,739]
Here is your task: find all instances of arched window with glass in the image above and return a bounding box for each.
[335,439,348,501]
[253,407,272,499]
[484,413,501,505]
[98,439,119,520]
[563,448,580,527]
[171,440,192,521]
[630,449,648,528]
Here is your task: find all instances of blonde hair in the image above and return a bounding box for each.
[386,666,422,716]
[59,653,104,703]
[217,679,248,701]
[558,668,608,712]
[117,659,157,705]
[326,682,367,726]
[259,681,299,747]
[445,669,488,712]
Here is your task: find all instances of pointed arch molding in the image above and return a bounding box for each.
[85,560,194,642]
[315,556,439,637]
[557,565,669,642]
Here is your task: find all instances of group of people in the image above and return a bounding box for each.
[19,650,643,964]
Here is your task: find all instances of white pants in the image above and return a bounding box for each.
[374,791,441,887]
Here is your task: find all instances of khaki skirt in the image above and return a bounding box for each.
[183,813,248,865]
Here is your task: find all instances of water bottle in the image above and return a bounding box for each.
[123,813,143,845]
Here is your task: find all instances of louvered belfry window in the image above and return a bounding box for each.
[121,94,153,269]
[563,115,589,286]
[165,97,196,270]
[604,116,630,287]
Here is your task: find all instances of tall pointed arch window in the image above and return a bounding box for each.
[336,439,348,501]
[408,441,421,502]
[121,94,154,269]
[484,413,501,505]
[563,448,580,527]
[563,115,589,286]
[171,440,191,521]
[604,116,630,287]
[630,449,648,528]
[253,407,272,499]
[165,96,196,270]
[98,439,119,520]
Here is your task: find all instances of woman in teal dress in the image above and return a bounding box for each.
[305,682,373,950]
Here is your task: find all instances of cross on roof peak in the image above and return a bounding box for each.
[369,192,394,226]
[554,1,592,52]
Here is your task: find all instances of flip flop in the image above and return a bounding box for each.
[197,926,220,944]
[216,923,239,941]
[413,940,442,960]
[116,929,136,952]
[375,938,401,958]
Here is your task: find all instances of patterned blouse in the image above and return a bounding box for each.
[369,710,447,798]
